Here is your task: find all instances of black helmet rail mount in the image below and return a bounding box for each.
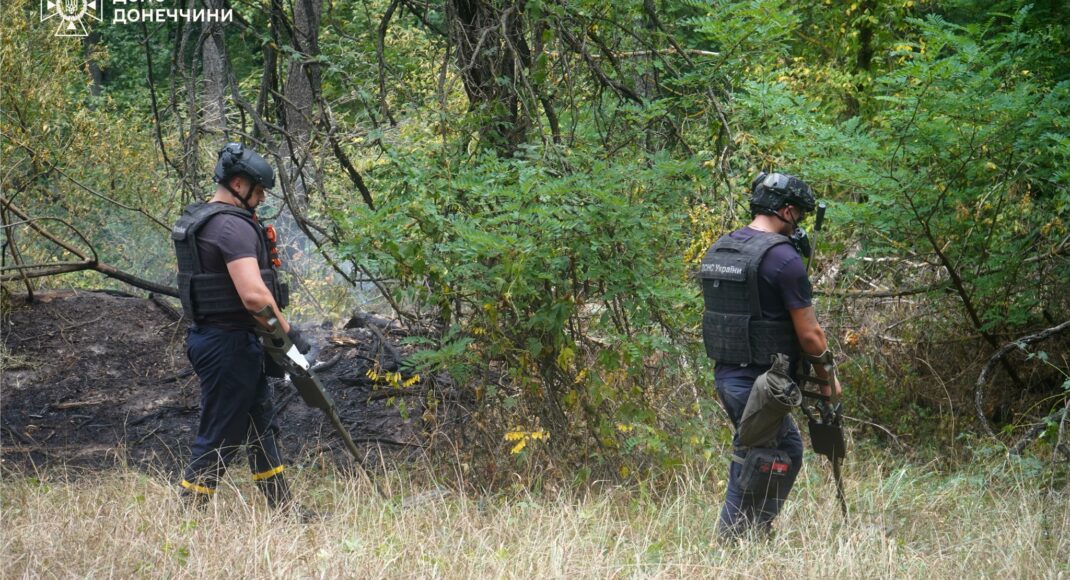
[749,171,817,215]
[213,143,275,211]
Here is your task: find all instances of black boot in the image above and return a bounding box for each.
[180,489,212,511]
[256,473,293,509]
[256,474,325,522]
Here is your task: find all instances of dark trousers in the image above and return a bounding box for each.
[716,376,804,537]
[180,326,289,505]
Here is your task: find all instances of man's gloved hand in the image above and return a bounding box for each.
[287,327,312,354]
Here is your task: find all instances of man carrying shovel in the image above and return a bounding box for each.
[697,172,842,538]
[171,143,312,513]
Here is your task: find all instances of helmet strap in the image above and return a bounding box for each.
[223,178,256,213]
[771,206,798,232]
[771,206,811,257]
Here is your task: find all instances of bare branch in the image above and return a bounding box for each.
[557,28,642,104]
[139,18,179,178]
[0,199,90,261]
[327,133,376,211]
[1009,401,1070,456]
[543,48,719,61]
[0,260,178,297]
[0,196,177,297]
[0,261,92,278]
[1,206,35,300]
[975,319,1070,439]
[0,133,170,230]
[814,282,950,298]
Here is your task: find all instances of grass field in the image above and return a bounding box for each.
[3,450,1068,578]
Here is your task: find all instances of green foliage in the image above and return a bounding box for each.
[1,0,177,292]
[853,11,1070,330]
[332,0,1070,468]
[5,0,1070,474]
[685,0,800,74]
[339,147,709,472]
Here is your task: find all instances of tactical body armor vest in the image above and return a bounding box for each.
[698,231,801,365]
[172,202,288,320]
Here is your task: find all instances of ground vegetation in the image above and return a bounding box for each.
[2,0,1069,486]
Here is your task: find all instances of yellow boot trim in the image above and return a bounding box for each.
[180,480,216,495]
[251,465,285,481]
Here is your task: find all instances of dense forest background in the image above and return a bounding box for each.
[2,0,1069,482]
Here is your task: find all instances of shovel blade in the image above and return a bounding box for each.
[289,371,334,410]
[808,419,846,461]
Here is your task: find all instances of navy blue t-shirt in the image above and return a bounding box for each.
[713,226,812,382]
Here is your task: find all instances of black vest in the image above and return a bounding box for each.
[172,202,288,320]
[698,231,800,365]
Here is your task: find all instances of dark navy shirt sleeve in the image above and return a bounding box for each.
[199,214,259,265]
[767,243,812,311]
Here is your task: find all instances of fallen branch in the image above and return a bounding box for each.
[843,414,904,449]
[1,261,93,277]
[310,352,345,373]
[2,426,37,446]
[93,262,178,297]
[975,319,1070,439]
[0,207,96,262]
[0,196,178,297]
[814,282,948,298]
[1009,401,1070,455]
[347,436,426,448]
[149,293,184,321]
[0,260,178,297]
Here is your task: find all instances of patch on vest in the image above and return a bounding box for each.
[698,255,748,282]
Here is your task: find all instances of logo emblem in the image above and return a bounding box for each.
[41,0,101,37]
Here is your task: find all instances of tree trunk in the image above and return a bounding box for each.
[447,0,528,155]
[201,0,229,133]
[275,0,324,293]
[84,31,104,98]
[283,0,322,156]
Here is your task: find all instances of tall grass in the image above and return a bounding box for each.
[2,451,1067,578]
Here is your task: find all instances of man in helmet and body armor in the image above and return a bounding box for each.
[172,143,312,511]
[698,172,842,538]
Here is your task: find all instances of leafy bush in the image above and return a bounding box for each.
[338,148,719,478]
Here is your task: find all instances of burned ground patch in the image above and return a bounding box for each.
[1,290,440,477]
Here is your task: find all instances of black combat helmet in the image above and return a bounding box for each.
[749,172,816,215]
[213,143,275,189]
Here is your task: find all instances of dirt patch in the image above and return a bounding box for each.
[1,290,445,477]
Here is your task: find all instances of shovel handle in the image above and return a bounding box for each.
[814,203,827,232]
[252,305,282,332]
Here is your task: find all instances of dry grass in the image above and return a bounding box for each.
[2,452,1067,578]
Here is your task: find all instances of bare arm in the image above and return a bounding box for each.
[226,256,291,333]
[789,305,841,396]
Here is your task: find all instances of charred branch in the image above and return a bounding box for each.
[0,197,178,297]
